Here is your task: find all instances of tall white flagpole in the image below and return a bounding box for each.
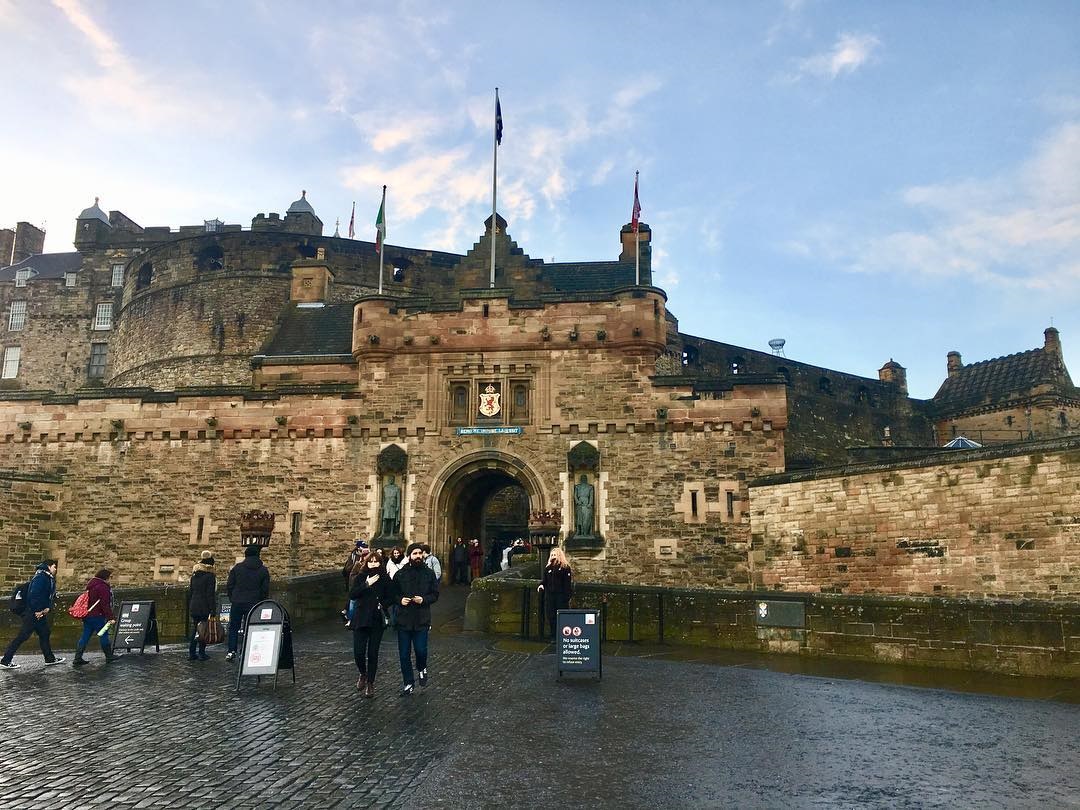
[378,185,386,294]
[490,88,500,289]
[635,172,640,286]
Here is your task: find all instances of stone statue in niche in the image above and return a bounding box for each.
[573,474,595,537]
[381,475,401,537]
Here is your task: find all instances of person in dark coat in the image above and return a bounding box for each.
[73,568,115,666]
[225,545,270,661]
[349,550,393,698]
[1,560,64,669]
[450,538,469,585]
[187,551,217,661]
[538,547,573,639]
[390,543,439,695]
[341,538,368,624]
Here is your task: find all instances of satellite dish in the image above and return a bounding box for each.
[768,338,786,357]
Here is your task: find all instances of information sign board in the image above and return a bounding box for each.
[556,609,601,678]
[236,599,296,690]
[114,601,159,654]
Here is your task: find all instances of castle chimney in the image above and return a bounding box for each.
[1044,327,1062,358]
[947,351,962,378]
[290,253,333,304]
[878,359,908,395]
[619,222,652,282]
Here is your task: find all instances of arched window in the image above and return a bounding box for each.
[777,367,791,384]
[510,382,529,423]
[450,383,469,425]
[818,376,833,395]
[136,262,153,291]
[196,244,225,272]
[731,355,746,375]
[681,346,698,367]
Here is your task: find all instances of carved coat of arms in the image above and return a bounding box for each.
[478,383,501,417]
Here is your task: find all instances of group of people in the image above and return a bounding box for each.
[1,538,574,686]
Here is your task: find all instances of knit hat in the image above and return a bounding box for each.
[406,542,424,555]
[244,544,261,557]
[199,550,216,566]
[355,539,368,549]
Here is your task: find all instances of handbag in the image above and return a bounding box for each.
[197,616,226,645]
[68,591,92,620]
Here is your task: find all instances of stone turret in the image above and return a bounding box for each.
[1044,326,1062,358]
[878,359,908,395]
[74,198,112,249]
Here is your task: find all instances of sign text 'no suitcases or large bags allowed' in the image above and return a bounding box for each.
[556,608,602,679]
[236,599,296,691]
[114,601,160,654]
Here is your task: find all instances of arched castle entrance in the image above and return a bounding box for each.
[428,451,549,569]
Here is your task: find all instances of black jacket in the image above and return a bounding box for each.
[348,571,392,630]
[390,562,439,630]
[541,565,573,612]
[227,556,270,605]
[450,543,469,564]
[188,567,217,617]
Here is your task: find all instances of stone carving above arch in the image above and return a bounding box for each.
[377,443,408,476]
[567,440,600,473]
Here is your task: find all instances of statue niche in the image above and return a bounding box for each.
[375,444,408,547]
[566,441,603,552]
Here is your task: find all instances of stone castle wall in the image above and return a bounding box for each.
[0,471,62,588]
[749,437,1080,600]
[936,401,1080,445]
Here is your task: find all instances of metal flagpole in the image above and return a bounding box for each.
[378,185,386,294]
[490,88,499,289]
[635,172,640,286]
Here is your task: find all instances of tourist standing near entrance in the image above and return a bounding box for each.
[1,560,65,669]
[349,550,392,698]
[423,544,443,582]
[450,538,469,584]
[187,551,217,661]
[341,538,368,625]
[538,548,573,639]
[73,568,114,666]
[225,545,270,662]
[468,538,483,580]
[386,547,405,578]
[392,543,439,695]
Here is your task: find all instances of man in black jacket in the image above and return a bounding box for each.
[390,542,439,694]
[225,545,270,661]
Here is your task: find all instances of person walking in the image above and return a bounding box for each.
[188,551,217,661]
[468,538,483,580]
[385,546,405,578]
[422,544,442,583]
[341,538,368,624]
[73,568,114,666]
[391,543,439,695]
[349,550,392,698]
[0,560,65,669]
[450,538,469,585]
[538,547,573,639]
[225,545,270,662]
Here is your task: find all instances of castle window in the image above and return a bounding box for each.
[1005,415,1013,427]
[818,377,833,395]
[94,303,113,330]
[510,382,529,423]
[450,383,469,425]
[111,264,124,287]
[726,491,735,518]
[8,301,26,332]
[731,355,746,375]
[65,272,77,287]
[135,263,153,291]
[2,347,20,379]
[777,366,791,384]
[1060,411,1068,428]
[14,269,31,287]
[88,343,108,378]
[681,346,698,367]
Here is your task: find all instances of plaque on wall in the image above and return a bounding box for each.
[477,382,502,420]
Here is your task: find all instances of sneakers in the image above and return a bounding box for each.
[73,658,88,667]
[44,657,66,666]
[400,683,414,696]
[225,651,235,661]
[418,668,429,688]
[0,662,18,670]
[341,610,349,625]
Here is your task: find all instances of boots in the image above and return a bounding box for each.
[102,643,114,663]
[356,674,367,691]
[72,642,88,667]
[364,679,374,699]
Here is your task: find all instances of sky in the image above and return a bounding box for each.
[1,0,1078,398]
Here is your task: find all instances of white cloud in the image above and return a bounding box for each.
[790,121,1080,292]
[794,32,880,81]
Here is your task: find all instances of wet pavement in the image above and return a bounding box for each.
[0,586,1077,809]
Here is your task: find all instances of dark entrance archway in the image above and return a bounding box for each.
[429,451,549,570]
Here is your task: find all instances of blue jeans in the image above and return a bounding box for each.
[396,627,429,686]
[228,602,253,654]
[78,616,110,650]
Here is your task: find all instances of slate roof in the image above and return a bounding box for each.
[259,303,354,357]
[0,252,82,281]
[541,261,637,292]
[932,346,1077,413]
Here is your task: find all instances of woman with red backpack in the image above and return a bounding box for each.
[73,568,114,666]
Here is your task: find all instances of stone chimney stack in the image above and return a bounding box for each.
[878,359,908,395]
[619,222,652,283]
[290,252,333,304]
[1044,326,1062,358]
[947,351,963,379]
